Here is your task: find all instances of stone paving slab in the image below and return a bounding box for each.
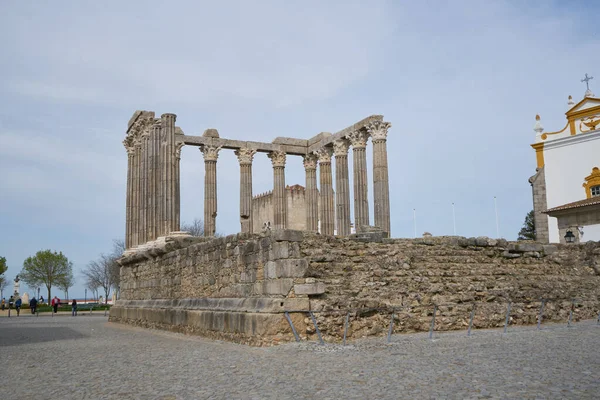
[0,316,598,399]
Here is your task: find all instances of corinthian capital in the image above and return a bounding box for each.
[314,147,333,163]
[347,130,369,149]
[123,136,135,154]
[235,148,257,165]
[200,145,222,162]
[303,153,317,170]
[176,142,185,159]
[367,121,391,142]
[332,139,350,157]
[268,151,286,168]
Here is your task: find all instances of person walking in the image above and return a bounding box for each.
[51,296,60,314]
[29,297,38,314]
[71,299,77,316]
[15,297,22,316]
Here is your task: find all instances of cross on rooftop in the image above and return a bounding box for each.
[581,73,594,90]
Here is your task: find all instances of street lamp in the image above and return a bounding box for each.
[85,289,87,304]
[564,230,576,244]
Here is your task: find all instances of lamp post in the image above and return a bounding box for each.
[85,289,87,305]
[564,230,576,244]
[37,287,40,301]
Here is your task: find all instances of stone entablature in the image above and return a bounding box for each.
[110,231,600,346]
[123,111,392,249]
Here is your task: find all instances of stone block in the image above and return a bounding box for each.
[294,282,326,295]
[271,230,304,242]
[543,245,558,255]
[270,242,289,260]
[265,259,308,278]
[255,278,294,295]
[515,243,544,253]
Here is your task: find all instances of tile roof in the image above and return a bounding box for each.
[544,197,600,213]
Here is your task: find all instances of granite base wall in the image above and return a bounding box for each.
[109,231,600,345]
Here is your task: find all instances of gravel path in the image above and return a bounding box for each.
[1,314,598,399]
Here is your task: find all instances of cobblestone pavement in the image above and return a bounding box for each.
[1,314,598,399]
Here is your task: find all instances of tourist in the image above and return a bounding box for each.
[51,296,60,313]
[71,299,77,316]
[29,297,38,314]
[1,298,5,310]
[8,295,14,309]
[40,295,44,304]
[15,297,22,316]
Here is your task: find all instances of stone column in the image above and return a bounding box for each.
[235,148,257,233]
[175,142,184,232]
[140,131,150,243]
[268,151,287,230]
[316,147,335,235]
[201,145,221,236]
[132,138,142,247]
[368,121,392,235]
[146,124,159,241]
[303,154,318,232]
[333,139,351,236]
[123,138,134,249]
[154,123,163,238]
[161,113,177,235]
[348,130,370,232]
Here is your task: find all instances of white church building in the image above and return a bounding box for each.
[529,75,600,244]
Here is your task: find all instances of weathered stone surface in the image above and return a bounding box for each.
[112,231,600,346]
[271,229,304,242]
[294,282,326,295]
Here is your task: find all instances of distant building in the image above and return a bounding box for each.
[253,185,312,232]
[530,80,600,244]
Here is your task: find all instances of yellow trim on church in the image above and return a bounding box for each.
[583,167,600,199]
[531,143,544,168]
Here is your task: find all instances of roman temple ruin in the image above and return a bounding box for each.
[122,111,391,249]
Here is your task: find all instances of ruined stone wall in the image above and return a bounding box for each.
[110,231,600,345]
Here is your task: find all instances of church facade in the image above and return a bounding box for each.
[530,79,600,244]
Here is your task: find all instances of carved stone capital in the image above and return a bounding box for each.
[347,130,369,149]
[268,151,286,168]
[123,136,135,154]
[235,148,257,165]
[303,153,317,170]
[332,139,350,157]
[200,145,222,162]
[314,147,333,163]
[367,121,391,142]
[176,142,185,159]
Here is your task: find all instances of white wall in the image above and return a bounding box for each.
[544,131,600,243]
[581,224,600,242]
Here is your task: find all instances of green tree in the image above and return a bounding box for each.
[0,256,7,298]
[518,210,536,241]
[20,250,73,301]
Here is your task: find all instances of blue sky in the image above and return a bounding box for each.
[1,0,599,299]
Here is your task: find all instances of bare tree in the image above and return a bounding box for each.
[82,254,116,304]
[0,277,7,300]
[181,218,204,237]
[110,239,125,298]
[58,270,75,300]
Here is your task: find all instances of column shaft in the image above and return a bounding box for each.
[201,145,221,236]
[303,154,318,232]
[236,149,257,233]
[175,143,184,232]
[333,139,351,236]
[348,131,370,232]
[317,148,335,235]
[125,150,133,248]
[369,121,392,235]
[161,113,177,234]
[269,151,287,230]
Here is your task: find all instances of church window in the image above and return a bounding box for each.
[583,167,600,199]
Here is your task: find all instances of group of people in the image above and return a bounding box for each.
[1,295,78,316]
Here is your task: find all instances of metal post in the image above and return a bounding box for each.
[387,310,395,343]
[343,311,349,346]
[567,299,575,328]
[597,312,600,326]
[309,311,325,345]
[503,302,511,333]
[467,304,476,337]
[284,311,300,342]
[537,299,545,330]
[90,305,93,315]
[429,305,437,340]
